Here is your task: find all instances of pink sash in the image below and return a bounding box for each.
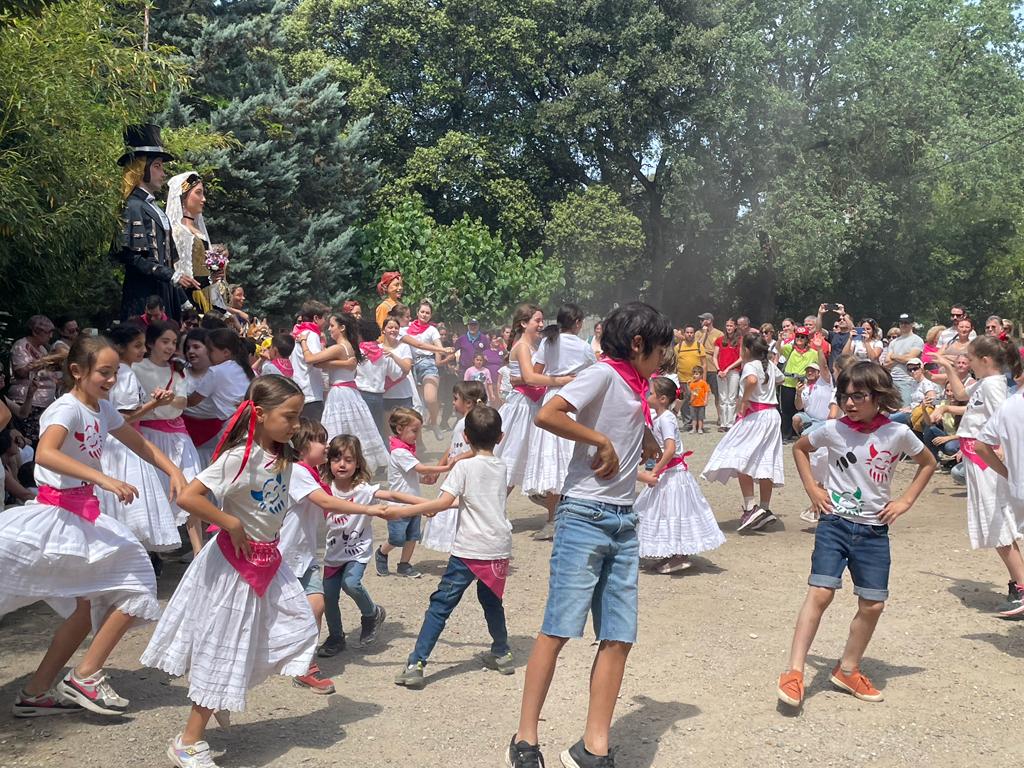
[960,438,989,471]
[657,451,694,474]
[332,381,357,389]
[737,402,776,420]
[216,533,282,597]
[269,357,294,377]
[600,358,652,427]
[359,341,384,362]
[389,436,417,455]
[839,414,890,433]
[37,485,101,523]
[514,384,545,403]
[461,557,509,600]
[139,417,188,434]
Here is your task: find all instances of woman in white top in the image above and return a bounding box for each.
[521,304,594,540]
[844,318,884,362]
[702,331,785,532]
[187,328,254,430]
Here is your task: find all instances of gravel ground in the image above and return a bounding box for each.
[1,424,1020,768]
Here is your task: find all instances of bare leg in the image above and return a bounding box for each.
[182,704,214,745]
[996,542,1024,584]
[186,516,203,557]
[543,493,559,524]
[838,597,884,671]
[423,377,440,427]
[758,478,775,508]
[399,541,417,565]
[737,473,754,501]
[786,587,834,672]
[308,593,325,632]
[380,542,395,555]
[515,633,569,745]
[25,599,91,696]
[582,640,632,755]
[77,608,136,678]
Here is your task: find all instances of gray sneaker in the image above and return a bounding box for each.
[736,506,767,532]
[359,605,386,646]
[997,581,1024,619]
[394,661,425,689]
[532,522,555,541]
[396,562,422,578]
[374,546,389,576]
[750,508,778,530]
[479,651,515,675]
[560,739,616,767]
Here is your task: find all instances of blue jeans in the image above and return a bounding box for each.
[387,514,422,546]
[889,411,912,427]
[541,496,639,643]
[409,556,509,666]
[923,424,959,458]
[808,514,891,601]
[324,560,375,640]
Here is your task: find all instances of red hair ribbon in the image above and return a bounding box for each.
[211,399,259,482]
[377,271,402,297]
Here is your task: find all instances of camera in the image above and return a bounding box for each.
[824,303,841,312]
[791,374,807,383]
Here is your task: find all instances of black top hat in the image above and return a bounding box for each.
[117,123,175,167]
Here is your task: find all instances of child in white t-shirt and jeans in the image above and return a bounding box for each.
[389,405,513,689]
[508,302,673,768]
[779,361,935,710]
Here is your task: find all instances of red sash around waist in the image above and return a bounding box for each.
[215,532,282,597]
[139,417,188,434]
[658,451,694,474]
[182,414,224,446]
[514,384,545,403]
[737,402,776,420]
[460,556,510,600]
[960,438,989,471]
[37,485,101,523]
[332,381,357,389]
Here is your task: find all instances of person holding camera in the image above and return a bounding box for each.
[779,326,822,441]
[844,318,884,362]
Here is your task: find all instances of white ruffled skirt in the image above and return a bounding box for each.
[635,467,726,557]
[521,388,572,497]
[97,435,181,551]
[0,501,160,632]
[701,408,785,486]
[965,460,1024,549]
[420,507,457,553]
[140,534,318,712]
[322,386,389,472]
[494,391,540,488]
[139,427,203,525]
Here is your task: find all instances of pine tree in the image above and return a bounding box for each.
[154,0,378,319]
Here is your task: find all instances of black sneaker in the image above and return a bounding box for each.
[374,546,389,577]
[750,508,778,530]
[997,581,1024,619]
[737,505,769,532]
[359,605,386,646]
[560,739,615,767]
[396,562,422,578]
[317,635,346,657]
[507,735,546,767]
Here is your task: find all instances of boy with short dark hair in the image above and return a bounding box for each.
[688,365,711,434]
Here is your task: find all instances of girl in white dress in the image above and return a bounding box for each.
[135,321,204,556]
[935,336,1024,615]
[521,304,594,540]
[142,376,319,768]
[702,331,785,532]
[494,303,573,493]
[355,317,404,442]
[186,328,254,460]
[181,328,221,469]
[1,336,183,718]
[301,312,389,471]
[637,378,725,573]
[98,324,181,557]
[381,315,416,410]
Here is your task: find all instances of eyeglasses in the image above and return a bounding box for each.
[888,334,899,340]
[906,365,921,371]
[842,392,871,403]
[951,312,964,318]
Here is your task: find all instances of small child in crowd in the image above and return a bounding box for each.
[688,366,710,434]
[260,333,295,378]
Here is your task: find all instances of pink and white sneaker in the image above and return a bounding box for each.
[57,669,128,715]
[11,688,81,718]
[168,734,220,767]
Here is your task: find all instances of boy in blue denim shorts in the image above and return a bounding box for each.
[508,303,673,768]
[779,361,934,710]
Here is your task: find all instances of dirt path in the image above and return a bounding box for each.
[0,428,1019,768]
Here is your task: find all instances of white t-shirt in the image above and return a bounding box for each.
[279,463,326,576]
[383,343,414,400]
[801,379,836,421]
[35,394,125,489]
[532,333,596,376]
[807,419,925,524]
[407,326,441,360]
[355,354,402,394]
[196,444,293,542]
[324,483,377,565]
[651,410,683,459]
[980,392,1024,506]
[938,326,976,347]
[888,333,924,383]
[741,361,783,405]
[909,378,942,407]
[110,363,144,411]
[196,360,250,419]
[958,375,1007,439]
[388,447,420,495]
[559,363,645,505]
[291,329,324,403]
[185,369,220,419]
[134,359,187,419]
[850,338,883,361]
[448,416,470,459]
[498,366,513,399]
[441,455,512,560]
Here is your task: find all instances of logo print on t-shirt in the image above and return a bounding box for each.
[73,420,103,460]
[834,450,859,472]
[830,487,863,515]
[866,444,899,485]
[251,473,287,516]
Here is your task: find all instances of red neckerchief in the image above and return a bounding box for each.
[359,341,384,362]
[389,436,417,456]
[407,319,433,336]
[211,399,258,481]
[292,321,321,338]
[270,357,294,377]
[297,461,332,495]
[601,357,653,427]
[839,414,889,433]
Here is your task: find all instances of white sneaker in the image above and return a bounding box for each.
[168,734,220,767]
[799,508,820,524]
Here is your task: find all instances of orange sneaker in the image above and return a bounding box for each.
[830,664,884,701]
[777,669,804,707]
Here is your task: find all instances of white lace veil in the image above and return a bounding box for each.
[167,171,210,282]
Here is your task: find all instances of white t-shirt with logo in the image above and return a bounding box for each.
[807,419,925,525]
[196,444,293,542]
[35,394,125,489]
[388,447,421,495]
[324,483,378,565]
[279,464,326,576]
[957,375,1007,439]
[980,391,1024,508]
[559,363,645,506]
[290,329,324,403]
[441,455,512,560]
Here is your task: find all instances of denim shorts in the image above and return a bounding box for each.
[541,496,639,643]
[413,357,439,384]
[795,412,825,433]
[387,514,422,546]
[808,514,891,601]
[298,562,324,596]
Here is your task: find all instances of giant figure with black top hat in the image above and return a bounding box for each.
[115,123,199,322]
